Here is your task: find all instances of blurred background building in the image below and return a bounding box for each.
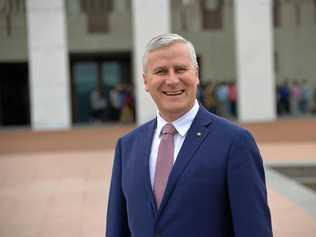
[0,0,315,130]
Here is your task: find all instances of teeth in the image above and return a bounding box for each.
[164,90,183,96]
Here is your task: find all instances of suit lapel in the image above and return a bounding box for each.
[157,107,214,216]
[135,119,158,217]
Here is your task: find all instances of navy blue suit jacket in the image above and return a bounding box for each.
[106,106,273,237]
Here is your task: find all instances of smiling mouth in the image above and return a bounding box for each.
[162,90,185,96]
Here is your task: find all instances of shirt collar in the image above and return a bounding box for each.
[156,100,200,137]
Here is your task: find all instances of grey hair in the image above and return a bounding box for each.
[142,33,198,73]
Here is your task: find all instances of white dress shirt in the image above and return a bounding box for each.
[149,100,200,188]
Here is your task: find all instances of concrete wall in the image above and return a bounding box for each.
[274,0,316,87]
[0,12,28,61]
[66,0,133,53]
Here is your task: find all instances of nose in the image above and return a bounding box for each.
[165,70,180,86]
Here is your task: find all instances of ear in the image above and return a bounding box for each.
[195,66,200,85]
[143,73,149,92]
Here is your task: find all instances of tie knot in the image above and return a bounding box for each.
[161,123,177,136]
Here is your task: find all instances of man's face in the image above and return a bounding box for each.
[143,42,199,122]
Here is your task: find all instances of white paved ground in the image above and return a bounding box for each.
[0,144,316,237]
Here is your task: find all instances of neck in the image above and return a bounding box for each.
[159,103,196,122]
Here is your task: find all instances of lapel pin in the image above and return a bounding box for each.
[196,132,202,137]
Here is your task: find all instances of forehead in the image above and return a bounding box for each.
[147,43,192,67]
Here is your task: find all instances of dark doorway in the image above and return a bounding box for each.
[70,53,135,124]
[0,63,30,127]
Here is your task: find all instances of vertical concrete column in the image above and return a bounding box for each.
[234,0,276,122]
[26,0,71,130]
[132,0,170,125]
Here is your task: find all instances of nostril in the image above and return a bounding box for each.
[165,77,179,84]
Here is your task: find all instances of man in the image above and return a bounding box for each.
[106,33,273,237]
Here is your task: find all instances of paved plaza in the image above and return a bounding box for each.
[0,119,315,236]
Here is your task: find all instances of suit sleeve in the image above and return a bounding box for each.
[106,139,131,237]
[227,130,273,237]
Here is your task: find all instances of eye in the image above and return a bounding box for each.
[175,66,188,73]
[154,68,167,75]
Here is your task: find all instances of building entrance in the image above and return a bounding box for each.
[0,63,30,127]
[70,53,135,124]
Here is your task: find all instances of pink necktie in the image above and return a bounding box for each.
[154,123,177,208]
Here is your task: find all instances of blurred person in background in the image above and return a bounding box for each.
[228,80,237,118]
[300,79,313,114]
[106,33,272,237]
[119,84,135,123]
[203,80,217,114]
[290,80,302,116]
[215,81,230,117]
[90,87,107,123]
[109,84,124,121]
[278,80,290,115]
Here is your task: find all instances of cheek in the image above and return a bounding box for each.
[149,77,164,90]
[182,77,198,89]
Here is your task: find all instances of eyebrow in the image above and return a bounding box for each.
[153,66,167,73]
[174,64,189,68]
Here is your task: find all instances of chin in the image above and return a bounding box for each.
[163,105,189,117]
